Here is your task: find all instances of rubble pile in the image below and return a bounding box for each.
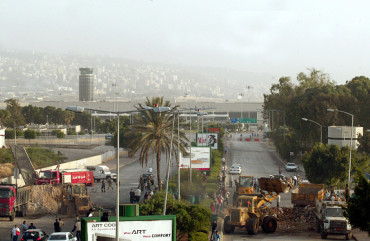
[27,185,64,216]
[267,207,316,233]
[0,163,14,179]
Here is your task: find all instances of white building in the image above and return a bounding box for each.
[328,126,363,149]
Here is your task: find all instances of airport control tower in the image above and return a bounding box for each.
[79,67,94,101]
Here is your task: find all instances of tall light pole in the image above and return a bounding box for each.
[66,105,170,241]
[327,108,354,188]
[301,118,323,143]
[163,113,175,215]
[177,112,181,200]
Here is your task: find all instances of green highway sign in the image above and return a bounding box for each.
[239,118,257,123]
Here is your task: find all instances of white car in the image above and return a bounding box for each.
[285,163,298,172]
[229,164,242,174]
[48,232,77,241]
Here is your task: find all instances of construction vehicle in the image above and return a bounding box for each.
[35,169,94,186]
[224,177,292,235]
[60,183,91,216]
[314,200,352,239]
[291,183,324,207]
[0,184,31,221]
[232,176,255,205]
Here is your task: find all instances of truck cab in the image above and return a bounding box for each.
[0,184,16,220]
[36,170,60,185]
[316,201,352,239]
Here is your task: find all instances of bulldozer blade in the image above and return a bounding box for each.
[258,177,291,193]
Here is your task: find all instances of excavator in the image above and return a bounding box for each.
[224,177,293,235]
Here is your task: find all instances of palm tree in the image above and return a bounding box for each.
[128,97,188,190]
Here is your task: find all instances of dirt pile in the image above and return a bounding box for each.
[267,207,316,233]
[0,163,14,179]
[27,185,64,216]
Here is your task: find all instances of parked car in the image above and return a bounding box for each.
[229,164,242,174]
[285,163,298,172]
[48,232,77,241]
[21,229,48,241]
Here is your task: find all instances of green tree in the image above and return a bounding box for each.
[140,191,211,240]
[302,144,348,186]
[24,129,37,143]
[5,99,25,127]
[344,174,370,235]
[128,97,188,190]
[358,132,370,154]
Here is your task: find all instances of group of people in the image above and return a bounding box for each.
[100,177,114,192]
[324,185,350,202]
[11,216,82,241]
[138,175,155,192]
[11,221,36,241]
[129,185,159,204]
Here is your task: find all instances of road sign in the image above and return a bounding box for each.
[239,118,257,124]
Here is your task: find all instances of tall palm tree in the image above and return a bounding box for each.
[128,97,188,190]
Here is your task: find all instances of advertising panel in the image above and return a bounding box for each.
[87,220,173,241]
[197,133,218,149]
[180,147,210,171]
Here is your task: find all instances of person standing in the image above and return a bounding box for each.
[59,218,64,231]
[139,176,144,192]
[20,221,27,234]
[11,225,21,241]
[54,219,60,232]
[28,223,36,229]
[277,194,281,208]
[211,221,217,241]
[76,219,81,241]
[107,178,113,190]
[214,230,221,241]
[71,215,79,233]
[129,189,135,204]
[101,179,106,192]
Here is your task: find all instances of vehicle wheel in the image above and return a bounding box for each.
[246,217,259,235]
[10,209,15,221]
[224,216,234,234]
[345,233,352,240]
[262,216,277,233]
[320,230,327,239]
[315,218,321,233]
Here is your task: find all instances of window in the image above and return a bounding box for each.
[68,233,74,239]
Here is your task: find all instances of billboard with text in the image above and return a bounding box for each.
[180,147,211,171]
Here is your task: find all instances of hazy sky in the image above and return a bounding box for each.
[1,0,370,84]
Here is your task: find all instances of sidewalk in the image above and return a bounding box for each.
[353,229,370,241]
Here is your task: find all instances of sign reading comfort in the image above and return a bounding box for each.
[87,220,173,241]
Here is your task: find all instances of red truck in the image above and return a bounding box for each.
[0,184,30,221]
[35,169,94,186]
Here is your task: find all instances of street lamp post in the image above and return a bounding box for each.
[301,118,323,143]
[327,109,354,188]
[66,105,170,241]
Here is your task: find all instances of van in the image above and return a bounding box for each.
[86,165,112,182]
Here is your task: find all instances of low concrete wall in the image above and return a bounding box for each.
[0,148,123,187]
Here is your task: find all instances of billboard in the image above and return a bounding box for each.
[87,220,173,241]
[197,133,218,149]
[180,147,211,171]
[205,127,220,134]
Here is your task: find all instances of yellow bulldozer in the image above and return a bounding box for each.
[59,183,91,216]
[224,177,292,235]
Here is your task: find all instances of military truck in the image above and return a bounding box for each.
[224,177,292,235]
[314,200,352,240]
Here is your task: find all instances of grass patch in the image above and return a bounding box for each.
[26,146,66,169]
[0,148,15,164]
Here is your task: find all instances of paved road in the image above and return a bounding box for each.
[223,134,314,240]
[88,152,177,208]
